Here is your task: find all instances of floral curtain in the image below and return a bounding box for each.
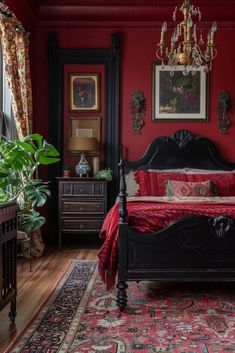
[0,2,32,137]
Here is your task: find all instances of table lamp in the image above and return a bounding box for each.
[68,137,98,177]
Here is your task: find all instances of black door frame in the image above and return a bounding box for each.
[47,32,120,243]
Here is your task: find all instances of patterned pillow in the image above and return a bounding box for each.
[166,180,218,198]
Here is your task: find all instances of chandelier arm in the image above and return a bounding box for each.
[195,44,217,62]
[156,47,164,62]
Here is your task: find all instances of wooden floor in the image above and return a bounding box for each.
[0,244,99,353]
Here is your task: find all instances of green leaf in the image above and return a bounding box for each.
[36,141,60,165]
[23,134,43,149]
[20,210,45,233]
[0,189,8,203]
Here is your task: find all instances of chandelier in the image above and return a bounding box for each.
[156,0,217,75]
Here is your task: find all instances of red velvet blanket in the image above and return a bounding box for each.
[97,197,235,290]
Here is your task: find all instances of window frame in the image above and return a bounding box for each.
[0,45,17,139]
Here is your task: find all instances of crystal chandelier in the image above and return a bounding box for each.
[156,0,217,76]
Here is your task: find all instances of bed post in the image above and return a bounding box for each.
[118,145,127,223]
[117,145,128,311]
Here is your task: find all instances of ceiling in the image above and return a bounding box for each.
[25,0,235,26]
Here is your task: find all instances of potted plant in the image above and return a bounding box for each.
[96,168,113,182]
[0,134,60,240]
[62,164,71,177]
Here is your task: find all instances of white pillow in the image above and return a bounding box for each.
[184,168,235,174]
[148,168,235,174]
[125,170,139,196]
[148,168,186,173]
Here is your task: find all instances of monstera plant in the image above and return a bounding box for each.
[0,134,60,234]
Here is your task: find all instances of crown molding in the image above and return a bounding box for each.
[24,0,235,28]
[36,3,235,23]
[30,0,235,5]
[36,19,235,30]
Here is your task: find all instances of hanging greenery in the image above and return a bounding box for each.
[130,90,146,134]
[217,90,233,134]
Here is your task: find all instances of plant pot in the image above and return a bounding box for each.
[63,170,71,177]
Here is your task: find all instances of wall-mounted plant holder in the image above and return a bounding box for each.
[217,90,233,134]
[130,89,146,134]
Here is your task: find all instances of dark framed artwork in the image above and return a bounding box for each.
[152,64,208,121]
[69,73,100,111]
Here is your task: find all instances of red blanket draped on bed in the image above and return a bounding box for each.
[98,198,235,290]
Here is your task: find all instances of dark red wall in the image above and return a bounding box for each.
[6,1,235,165]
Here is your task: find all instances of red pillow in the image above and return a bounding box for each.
[134,170,235,196]
[166,180,217,197]
[134,170,187,196]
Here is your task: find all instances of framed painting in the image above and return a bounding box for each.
[152,64,208,121]
[69,73,100,111]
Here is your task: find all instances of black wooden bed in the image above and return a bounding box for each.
[116,129,235,310]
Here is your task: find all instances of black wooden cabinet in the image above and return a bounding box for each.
[58,178,107,247]
[0,202,17,323]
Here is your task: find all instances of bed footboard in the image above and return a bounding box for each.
[117,216,235,310]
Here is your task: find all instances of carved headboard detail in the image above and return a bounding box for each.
[124,129,235,172]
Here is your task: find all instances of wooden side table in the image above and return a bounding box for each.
[0,201,17,323]
[57,177,107,248]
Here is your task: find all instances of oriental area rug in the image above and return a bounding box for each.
[5,260,235,353]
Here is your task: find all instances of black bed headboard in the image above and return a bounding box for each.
[124,129,235,171]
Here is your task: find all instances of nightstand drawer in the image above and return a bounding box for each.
[61,182,105,196]
[62,218,103,231]
[62,200,105,214]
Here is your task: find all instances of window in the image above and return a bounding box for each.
[0,45,17,139]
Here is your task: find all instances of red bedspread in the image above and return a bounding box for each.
[97,197,235,290]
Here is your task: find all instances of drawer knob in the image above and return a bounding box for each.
[79,224,84,229]
[79,206,84,211]
[80,188,84,193]
[65,205,69,210]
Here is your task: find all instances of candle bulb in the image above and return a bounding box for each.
[207,30,211,46]
[160,22,167,45]
[210,21,217,45]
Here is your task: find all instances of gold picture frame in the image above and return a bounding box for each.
[69,73,100,111]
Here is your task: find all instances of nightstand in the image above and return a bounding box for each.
[57,177,107,247]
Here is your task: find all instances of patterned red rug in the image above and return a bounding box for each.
[5,260,235,353]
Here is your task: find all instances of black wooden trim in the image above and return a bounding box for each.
[47,32,120,243]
